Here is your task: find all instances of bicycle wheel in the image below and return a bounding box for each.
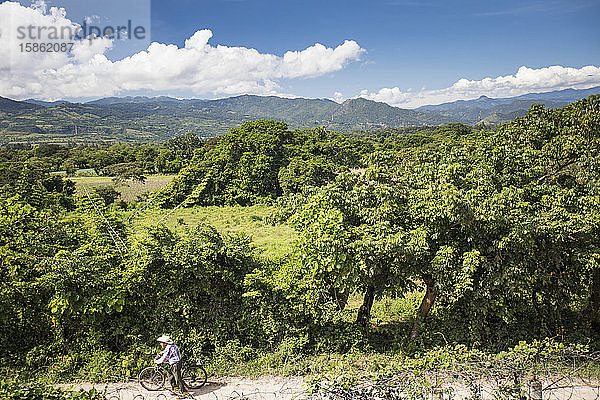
[182,364,208,389]
[139,366,166,391]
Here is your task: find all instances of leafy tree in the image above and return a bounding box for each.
[134,145,159,172]
[289,172,409,326]
[393,96,600,341]
[161,120,291,206]
[102,162,147,184]
[160,121,375,207]
[278,156,336,195]
[283,96,600,341]
[154,148,182,173]
[93,185,120,205]
[167,132,205,161]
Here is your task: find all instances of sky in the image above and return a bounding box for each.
[0,0,599,107]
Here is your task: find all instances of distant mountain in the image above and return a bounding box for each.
[332,97,448,127]
[512,86,600,101]
[0,94,448,144]
[199,95,339,123]
[83,94,450,132]
[416,86,600,124]
[1,87,598,144]
[23,99,68,107]
[86,96,181,105]
[0,96,43,112]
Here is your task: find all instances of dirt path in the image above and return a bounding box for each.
[59,376,600,400]
[60,376,308,400]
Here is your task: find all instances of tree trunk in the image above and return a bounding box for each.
[356,285,376,327]
[585,266,600,332]
[410,274,436,340]
[329,287,349,311]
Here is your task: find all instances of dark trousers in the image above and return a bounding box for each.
[169,361,185,392]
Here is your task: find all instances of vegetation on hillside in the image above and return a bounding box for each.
[5,88,596,144]
[159,120,372,206]
[0,95,452,144]
[0,96,598,387]
[275,97,600,347]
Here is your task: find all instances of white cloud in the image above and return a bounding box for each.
[332,91,344,103]
[0,1,364,100]
[280,41,364,79]
[360,65,600,108]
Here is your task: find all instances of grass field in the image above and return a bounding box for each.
[69,174,176,201]
[70,174,296,258]
[131,204,296,259]
[69,175,403,303]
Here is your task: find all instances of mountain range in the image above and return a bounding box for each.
[1,86,598,144]
[417,86,600,125]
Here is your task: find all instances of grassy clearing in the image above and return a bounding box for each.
[70,174,294,259]
[69,175,176,201]
[68,174,294,258]
[130,204,296,259]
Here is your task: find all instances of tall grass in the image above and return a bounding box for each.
[130,204,296,260]
[69,175,176,201]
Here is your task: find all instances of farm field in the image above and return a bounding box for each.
[131,204,296,259]
[69,174,177,201]
[69,175,296,258]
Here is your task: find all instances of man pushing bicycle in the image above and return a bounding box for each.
[155,335,186,394]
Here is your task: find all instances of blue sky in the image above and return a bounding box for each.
[149,0,600,97]
[1,0,599,106]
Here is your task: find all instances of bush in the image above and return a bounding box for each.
[0,381,103,400]
[92,185,120,205]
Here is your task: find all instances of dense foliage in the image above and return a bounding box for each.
[159,120,372,206]
[0,96,598,384]
[277,95,600,346]
[0,166,260,376]
[0,134,203,178]
[308,340,599,400]
[0,382,102,400]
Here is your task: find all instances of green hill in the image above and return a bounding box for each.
[2,86,598,144]
[0,95,449,144]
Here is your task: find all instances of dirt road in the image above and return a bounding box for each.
[61,376,308,400]
[60,376,600,400]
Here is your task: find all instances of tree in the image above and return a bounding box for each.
[102,162,147,184]
[160,121,376,207]
[167,132,205,161]
[392,96,600,342]
[160,120,291,206]
[290,172,409,327]
[285,95,600,340]
[93,185,120,205]
[278,156,336,195]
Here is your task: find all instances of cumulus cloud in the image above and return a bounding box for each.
[360,65,600,108]
[0,1,364,100]
[332,91,344,103]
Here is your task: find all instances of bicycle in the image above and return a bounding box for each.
[138,357,208,391]
[181,357,209,390]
